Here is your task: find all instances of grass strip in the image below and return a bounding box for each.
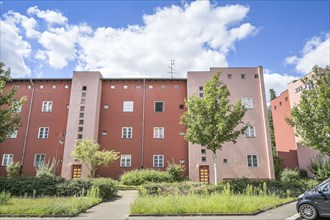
[131,194,293,214]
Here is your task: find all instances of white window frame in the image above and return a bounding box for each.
[123,101,134,112]
[153,155,164,167]
[247,155,258,167]
[153,127,164,139]
[34,154,46,167]
[120,155,131,167]
[122,127,133,139]
[154,101,164,112]
[38,127,49,139]
[2,154,13,166]
[245,125,256,137]
[13,101,22,112]
[241,98,253,109]
[42,101,53,112]
[7,130,18,138]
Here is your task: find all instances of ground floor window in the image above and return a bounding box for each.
[120,154,131,167]
[153,155,164,167]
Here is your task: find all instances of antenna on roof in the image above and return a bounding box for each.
[169,60,175,78]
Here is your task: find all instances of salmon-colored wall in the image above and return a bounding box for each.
[271,90,298,169]
[0,80,70,176]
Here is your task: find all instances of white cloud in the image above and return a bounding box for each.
[27,6,67,25]
[285,33,330,74]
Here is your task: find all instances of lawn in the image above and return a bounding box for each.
[0,196,101,217]
[131,194,293,214]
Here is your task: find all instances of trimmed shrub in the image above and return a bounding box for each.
[6,162,21,178]
[120,169,172,186]
[91,178,117,199]
[0,191,11,205]
[309,156,330,181]
[166,160,186,181]
[280,168,300,182]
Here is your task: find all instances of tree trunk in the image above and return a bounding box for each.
[213,152,218,186]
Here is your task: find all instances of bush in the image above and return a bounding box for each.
[36,159,56,178]
[280,169,300,182]
[309,156,330,181]
[6,162,21,178]
[120,169,172,186]
[298,169,308,179]
[0,191,11,205]
[90,178,117,199]
[166,160,185,181]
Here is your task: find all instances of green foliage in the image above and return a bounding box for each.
[287,66,330,156]
[120,169,172,186]
[280,169,300,182]
[6,161,21,178]
[298,169,308,179]
[166,160,185,181]
[181,72,247,184]
[0,61,26,143]
[71,139,119,177]
[90,178,117,199]
[0,191,11,205]
[36,159,56,178]
[309,156,330,181]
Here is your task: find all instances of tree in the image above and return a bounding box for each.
[71,139,119,177]
[268,88,282,179]
[286,66,330,156]
[0,62,25,143]
[181,72,247,185]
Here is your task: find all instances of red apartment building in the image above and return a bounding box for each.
[1,67,274,182]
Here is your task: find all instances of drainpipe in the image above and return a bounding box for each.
[141,79,146,168]
[21,79,34,174]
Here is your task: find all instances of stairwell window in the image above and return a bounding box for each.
[38,127,49,139]
[42,101,53,112]
[123,101,134,112]
[34,154,46,167]
[153,127,164,139]
[2,154,13,166]
[247,155,258,167]
[154,101,164,112]
[120,155,131,167]
[245,125,256,137]
[153,155,164,167]
[241,98,253,109]
[122,127,133,139]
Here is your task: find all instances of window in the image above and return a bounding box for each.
[82,86,87,91]
[199,86,203,91]
[120,155,131,167]
[103,104,109,109]
[199,93,204,98]
[279,102,282,106]
[34,154,46,167]
[153,127,164,139]
[201,156,206,162]
[154,101,164,112]
[227,74,232,79]
[223,158,228,164]
[241,74,246,79]
[179,104,184,109]
[161,85,166,89]
[201,149,206,154]
[52,85,56,89]
[153,155,164,167]
[149,85,153,89]
[42,101,53,112]
[174,85,179,90]
[13,101,22,112]
[285,97,288,102]
[179,160,185,164]
[66,104,69,110]
[78,127,83,132]
[136,85,141,89]
[241,98,253,109]
[38,127,49,139]
[247,155,258,167]
[39,85,44,89]
[77,134,82,139]
[123,101,134,112]
[179,131,184,136]
[81,92,86,97]
[64,85,69,89]
[80,106,85,111]
[101,131,107,136]
[79,113,84,118]
[110,85,115,89]
[122,127,133,139]
[79,120,84,125]
[295,86,303,93]
[254,74,259,79]
[123,85,128,89]
[2,154,13,166]
[80,99,86,104]
[27,85,32,90]
[274,106,277,110]
[7,130,18,138]
[245,125,256,137]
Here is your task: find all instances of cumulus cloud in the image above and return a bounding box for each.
[285,33,330,74]
[27,6,67,25]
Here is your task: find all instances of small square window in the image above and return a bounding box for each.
[199,86,203,91]
[123,85,128,89]
[174,85,179,90]
[77,134,82,139]
[285,97,288,102]
[279,102,282,106]
[227,74,232,79]
[66,104,69,110]
[254,74,259,79]
[161,85,166,89]
[199,93,204,98]
[241,74,246,79]
[104,104,109,109]
[81,92,86,97]
[154,102,164,112]
[82,86,87,91]
[78,127,83,132]
[80,106,85,111]
[39,85,44,89]
[136,85,141,89]
[79,113,84,118]
[79,120,84,125]
[27,85,32,90]
[149,85,153,89]
[223,158,228,164]
[179,160,185,164]
[201,156,206,162]
[179,104,184,109]
[80,99,86,104]
[51,85,56,89]
[64,85,69,89]
[110,85,115,89]
[179,131,184,136]
[274,106,277,110]
[101,131,107,136]
[42,101,53,112]
[201,149,206,154]
[123,101,134,112]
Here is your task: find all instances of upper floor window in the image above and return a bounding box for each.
[148,85,153,89]
[295,86,303,93]
[38,127,49,139]
[51,85,56,89]
[247,155,258,167]
[7,130,18,138]
[123,85,128,89]
[154,101,164,112]
[120,155,131,167]
[227,74,232,79]
[2,154,13,166]
[42,101,53,112]
[39,85,44,89]
[34,154,46,167]
[123,101,134,112]
[153,155,164,167]
[27,85,32,90]
[241,98,253,109]
[154,127,164,139]
[241,74,246,79]
[64,85,69,89]
[136,85,141,89]
[122,127,133,139]
[199,86,203,91]
[161,85,166,90]
[245,125,256,138]
[110,85,115,89]
[13,101,22,112]
[174,85,179,90]
[82,86,87,91]
[254,74,259,79]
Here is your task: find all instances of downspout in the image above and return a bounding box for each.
[21,79,34,174]
[141,79,146,168]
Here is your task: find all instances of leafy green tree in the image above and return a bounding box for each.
[71,139,119,177]
[286,66,330,156]
[181,72,247,185]
[0,62,25,143]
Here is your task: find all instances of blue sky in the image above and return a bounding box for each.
[1,0,329,97]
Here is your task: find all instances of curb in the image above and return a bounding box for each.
[285,213,301,220]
